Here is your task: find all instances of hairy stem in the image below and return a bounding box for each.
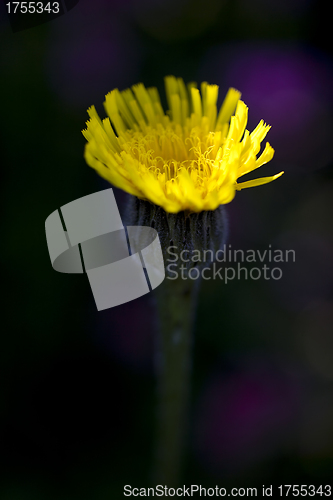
[153,276,199,486]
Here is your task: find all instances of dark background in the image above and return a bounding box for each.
[1,0,333,497]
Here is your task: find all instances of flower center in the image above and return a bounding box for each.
[121,122,225,181]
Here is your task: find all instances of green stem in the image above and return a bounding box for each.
[153,276,199,486]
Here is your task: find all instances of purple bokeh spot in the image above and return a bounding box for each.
[46,0,142,108]
[195,357,300,472]
[200,43,333,171]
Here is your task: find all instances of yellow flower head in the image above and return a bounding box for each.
[82,76,283,213]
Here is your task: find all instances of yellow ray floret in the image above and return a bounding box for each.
[82,76,283,213]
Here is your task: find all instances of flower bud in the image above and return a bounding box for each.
[124,196,228,277]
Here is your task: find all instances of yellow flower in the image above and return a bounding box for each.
[82,76,283,213]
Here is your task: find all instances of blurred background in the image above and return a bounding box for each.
[1,0,333,497]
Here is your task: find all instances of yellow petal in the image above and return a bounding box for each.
[236,171,284,190]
